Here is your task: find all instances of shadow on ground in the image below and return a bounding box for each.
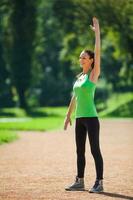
[99,192,133,200]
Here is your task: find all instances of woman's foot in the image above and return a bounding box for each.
[89,179,104,193]
[65,176,85,191]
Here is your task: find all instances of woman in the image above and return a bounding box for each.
[64,17,104,193]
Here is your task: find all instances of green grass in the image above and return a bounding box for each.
[0,107,68,144]
[0,108,27,118]
[0,130,19,144]
[0,92,132,134]
[0,117,64,131]
[0,107,68,131]
[0,107,67,118]
[99,92,133,118]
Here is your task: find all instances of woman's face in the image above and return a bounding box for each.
[79,51,93,70]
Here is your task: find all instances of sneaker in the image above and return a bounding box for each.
[89,179,104,193]
[65,176,85,191]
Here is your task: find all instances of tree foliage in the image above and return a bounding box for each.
[0,0,132,108]
[53,0,133,92]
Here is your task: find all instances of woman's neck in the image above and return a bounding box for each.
[83,69,90,75]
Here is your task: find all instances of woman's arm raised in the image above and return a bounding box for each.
[90,17,101,83]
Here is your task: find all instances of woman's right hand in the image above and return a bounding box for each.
[64,116,72,130]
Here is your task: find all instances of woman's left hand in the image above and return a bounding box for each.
[90,17,100,32]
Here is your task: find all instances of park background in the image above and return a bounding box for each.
[0,0,133,143]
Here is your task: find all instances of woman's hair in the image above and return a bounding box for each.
[84,49,94,69]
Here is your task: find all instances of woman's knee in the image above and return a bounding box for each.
[91,147,101,158]
[77,148,85,158]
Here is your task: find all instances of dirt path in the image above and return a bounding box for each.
[0,119,133,200]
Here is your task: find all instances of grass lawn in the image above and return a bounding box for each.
[0,107,68,132]
[0,117,64,131]
[0,92,132,133]
[99,92,133,118]
[0,130,19,144]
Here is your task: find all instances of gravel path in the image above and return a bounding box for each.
[0,119,133,200]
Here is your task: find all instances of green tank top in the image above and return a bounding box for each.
[73,74,98,118]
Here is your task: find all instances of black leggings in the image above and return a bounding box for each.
[75,117,103,180]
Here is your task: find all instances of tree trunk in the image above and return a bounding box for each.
[10,0,37,110]
[17,88,27,109]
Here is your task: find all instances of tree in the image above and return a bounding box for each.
[10,0,37,109]
[0,0,15,107]
[35,0,74,106]
[53,0,133,91]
